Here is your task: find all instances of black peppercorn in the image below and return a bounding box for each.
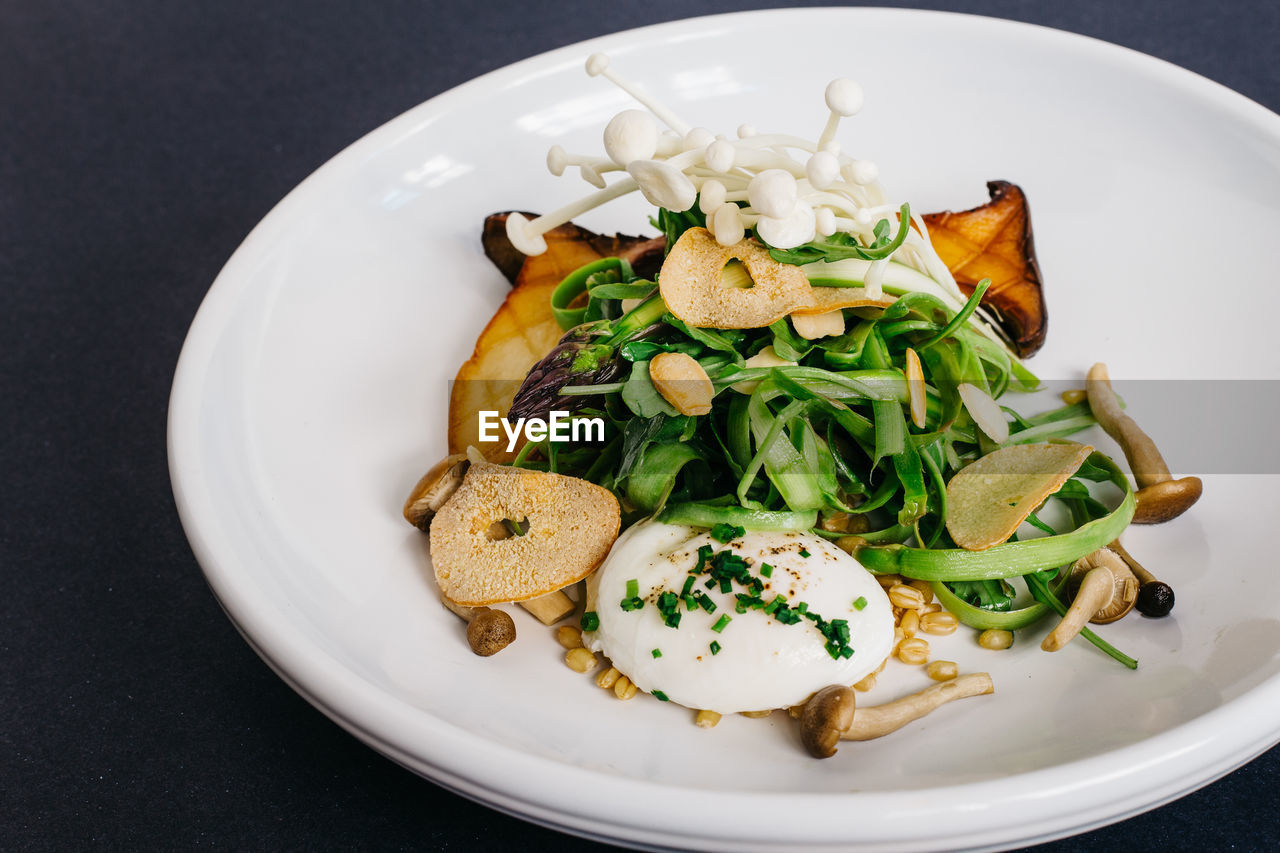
[1136,581,1175,618]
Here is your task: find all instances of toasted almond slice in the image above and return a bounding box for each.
[430,462,620,605]
[958,382,1009,443]
[730,345,796,394]
[649,351,714,416]
[905,348,927,429]
[945,443,1093,550]
[659,228,814,328]
[791,309,845,340]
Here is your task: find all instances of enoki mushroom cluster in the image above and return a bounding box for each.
[505,53,960,305]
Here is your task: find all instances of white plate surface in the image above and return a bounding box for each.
[169,9,1280,851]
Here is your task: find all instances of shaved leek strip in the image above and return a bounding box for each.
[807,258,1013,357]
[851,453,1135,580]
[931,579,1050,631]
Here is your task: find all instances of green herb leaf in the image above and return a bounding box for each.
[621,360,679,418]
[709,522,746,543]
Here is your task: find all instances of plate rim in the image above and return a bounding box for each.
[168,7,1280,850]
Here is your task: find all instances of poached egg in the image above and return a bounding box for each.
[584,521,895,713]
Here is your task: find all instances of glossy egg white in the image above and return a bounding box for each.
[584,521,895,713]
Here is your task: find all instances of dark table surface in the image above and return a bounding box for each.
[4,1,1278,850]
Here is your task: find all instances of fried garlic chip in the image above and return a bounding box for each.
[429,462,620,606]
[946,443,1093,551]
[660,228,891,329]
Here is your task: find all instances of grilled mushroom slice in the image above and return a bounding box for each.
[922,181,1047,357]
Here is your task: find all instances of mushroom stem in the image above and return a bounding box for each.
[1086,362,1202,523]
[527,178,640,238]
[442,599,517,656]
[1086,363,1167,489]
[841,673,994,741]
[518,590,576,625]
[1041,567,1115,652]
[585,53,691,135]
[441,598,479,621]
[1107,539,1157,586]
[546,145,617,182]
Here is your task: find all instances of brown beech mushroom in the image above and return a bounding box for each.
[800,684,856,758]
[1042,548,1138,652]
[1109,539,1176,618]
[799,673,995,758]
[402,454,469,531]
[441,599,517,656]
[1086,363,1202,524]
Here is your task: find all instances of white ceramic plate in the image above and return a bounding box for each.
[169,9,1280,851]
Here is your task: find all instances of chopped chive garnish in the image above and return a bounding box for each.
[657,591,681,628]
[775,607,801,625]
[658,541,857,659]
[626,578,639,599]
[652,690,669,702]
[620,596,644,611]
[709,522,745,543]
[580,611,600,632]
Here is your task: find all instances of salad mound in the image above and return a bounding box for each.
[402,54,1200,757]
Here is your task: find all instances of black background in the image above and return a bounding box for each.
[3,1,1278,850]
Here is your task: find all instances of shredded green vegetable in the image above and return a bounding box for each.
[508,206,1140,667]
